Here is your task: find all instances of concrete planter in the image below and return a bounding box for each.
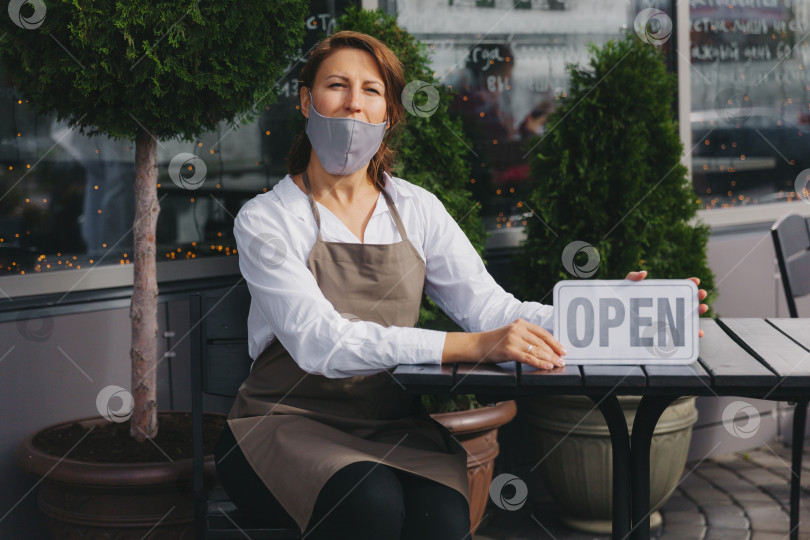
[525,395,697,534]
[431,400,517,534]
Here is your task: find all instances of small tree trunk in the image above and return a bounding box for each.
[130,127,160,441]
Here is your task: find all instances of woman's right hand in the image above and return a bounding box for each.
[442,319,566,370]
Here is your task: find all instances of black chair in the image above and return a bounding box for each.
[190,283,301,539]
[771,213,810,317]
[770,213,810,540]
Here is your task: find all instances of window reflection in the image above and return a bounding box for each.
[0,72,254,275]
[690,0,810,208]
[398,0,634,230]
[0,0,344,277]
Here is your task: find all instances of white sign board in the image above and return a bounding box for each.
[553,279,699,365]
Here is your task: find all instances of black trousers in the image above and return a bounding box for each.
[214,421,471,540]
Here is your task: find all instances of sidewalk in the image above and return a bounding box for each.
[474,440,809,540]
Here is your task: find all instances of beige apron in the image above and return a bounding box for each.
[226,170,469,533]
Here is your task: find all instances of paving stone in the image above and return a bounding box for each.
[745,504,790,534]
[663,510,705,525]
[765,468,793,483]
[701,504,749,530]
[734,454,759,470]
[738,469,789,488]
[701,464,732,475]
[733,490,779,504]
[663,493,701,512]
[704,528,750,539]
[792,519,808,533]
[760,484,791,504]
[750,521,791,534]
[701,467,754,488]
[744,504,787,520]
[741,501,785,514]
[711,453,746,465]
[746,450,793,470]
[659,523,706,539]
[750,533,793,540]
[691,492,734,506]
[766,462,802,478]
[682,474,718,490]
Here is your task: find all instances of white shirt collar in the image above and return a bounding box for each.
[274,170,410,223]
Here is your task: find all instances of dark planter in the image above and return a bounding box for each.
[16,411,221,539]
[431,400,517,534]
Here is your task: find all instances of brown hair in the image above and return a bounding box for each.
[285,31,406,191]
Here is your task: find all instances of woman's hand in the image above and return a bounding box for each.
[625,270,648,281]
[471,319,566,371]
[625,270,709,337]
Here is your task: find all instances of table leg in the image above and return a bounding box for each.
[591,395,632,540]
[790,398,808,540]
[629,395,679,540]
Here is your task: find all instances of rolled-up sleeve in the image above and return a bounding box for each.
[422,192,554,334]
[234,204,447,379]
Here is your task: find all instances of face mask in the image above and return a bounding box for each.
[305,89,388,175]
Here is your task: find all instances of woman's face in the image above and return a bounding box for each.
[302,47,388,126]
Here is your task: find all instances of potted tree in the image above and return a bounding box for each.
[2,1,308,536]
[511,32,716,533]
[335,8,515,533]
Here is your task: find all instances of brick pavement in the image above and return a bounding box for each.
[473,440,810,540]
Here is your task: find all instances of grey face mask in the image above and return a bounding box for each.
[305,89,388,176]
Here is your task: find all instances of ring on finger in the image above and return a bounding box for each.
[526,344,533,354]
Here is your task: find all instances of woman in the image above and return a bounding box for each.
[214,30,708,539]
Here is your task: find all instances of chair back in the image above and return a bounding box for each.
[771,213,810,317]
[190,282,253,398]
[189,281,252,539]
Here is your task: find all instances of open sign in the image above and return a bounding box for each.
[553,279,699,365]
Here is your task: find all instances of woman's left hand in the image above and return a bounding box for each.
[625,270,709,337]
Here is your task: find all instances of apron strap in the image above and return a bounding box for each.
[302,169,323,242]
[377,184,411,244]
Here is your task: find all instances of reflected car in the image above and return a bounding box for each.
[691,107,810,204]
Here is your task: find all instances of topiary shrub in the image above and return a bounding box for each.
[512,32,716,313]
[0,0,309,440]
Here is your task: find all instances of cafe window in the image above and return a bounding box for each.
[689,0,810,209]
[2,0,805,280]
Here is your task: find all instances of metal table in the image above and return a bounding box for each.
[392,318,810,540]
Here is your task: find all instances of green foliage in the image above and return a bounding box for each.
[421,393,483,413]
[0,0,308,140]
[512,33,716,313]
[334,7,487,329]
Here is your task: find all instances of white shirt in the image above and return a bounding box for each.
[233,171,554,378]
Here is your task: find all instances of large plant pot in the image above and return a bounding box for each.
[525,396,697,534]
[431,400,517,534]
[16,412,221,539]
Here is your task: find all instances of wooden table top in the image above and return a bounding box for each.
[392,318,810,399]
